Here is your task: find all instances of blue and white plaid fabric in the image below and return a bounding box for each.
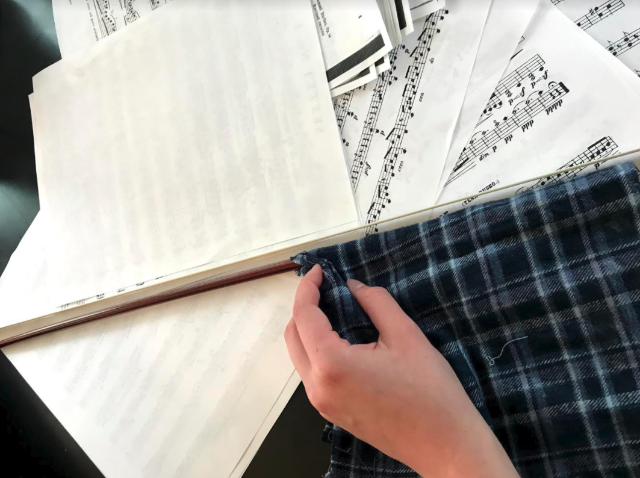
[294,163,640,478]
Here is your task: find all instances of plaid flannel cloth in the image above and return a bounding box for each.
[294,162,640,478]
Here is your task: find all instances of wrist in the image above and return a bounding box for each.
[407,413,518,478]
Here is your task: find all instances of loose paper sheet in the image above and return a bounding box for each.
[32,0,358,307]
[554,0,640,77]
[435,0,540,196]
[4,271,301,478]
[408,0,446,20]
[0,215,54,330]
[333,0,491,233]
[331,65,378,98]
[311,0,393,89]
[377,0,403,46]
[52,0,173,57]
[437,1,640,211]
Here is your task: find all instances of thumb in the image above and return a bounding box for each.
[347,279,418,345]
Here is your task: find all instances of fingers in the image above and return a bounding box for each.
[347,279,417,345]
[292,264,323,316]
[292,265,347,364]
[284,318,311,380]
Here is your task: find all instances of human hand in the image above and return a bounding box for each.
[285,264,519,478]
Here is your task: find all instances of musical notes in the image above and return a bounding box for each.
[94,0,118,38]
[574,1,625,31]
[123,0,140,25]
[553,0,640,77]
[349,50,399,191]
[334,90,355,135]
[477,54,546,126]
[607,26,640,56]
[364,11,446,233]
[518,137,618,192]
[437,2,640,217]
[448,61,569,185]
[53,0,173,56]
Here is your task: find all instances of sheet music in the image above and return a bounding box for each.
[435,0,540,196]
[554,0,640,75]
[334,0,491,234]
[311,0,393,89]
[32,1,358,307]
[4,268,301,478]
[437,1,640,211]
[52,0,172,57]
[515,136,619,193]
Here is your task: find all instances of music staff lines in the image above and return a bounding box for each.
[478,54,546,126]
[364,11,445,233]
[349,50,399,191]
[607,26,640,57]
[518,137,618,192]
[494,55,545,98]
[448,81,570,185]
[575,1,624,31]
[334,90,355,134]
[123,0,140,25]
[94,0,117,38]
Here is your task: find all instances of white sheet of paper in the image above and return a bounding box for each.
[31,0,358,307]
[435,0,540,196]
[334,0,491,233]
[331,65,378,97]
[0,215,55,330]
[398,0,415,36]
[375,54,392,74]
[377,0,403,46]
[554,0,640,77]
[4,271,301,478]
[52,0,173,57]
[408,0,446,20]
[311,0,393,89]
[229,372,301,478]
[437,1,640,210]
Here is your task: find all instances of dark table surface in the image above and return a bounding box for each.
[0,0,329,476]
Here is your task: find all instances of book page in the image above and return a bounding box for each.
[32,0,358,307]
[4,271,301,478]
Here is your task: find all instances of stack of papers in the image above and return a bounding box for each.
[52,0,443,98]
[2,0,640,477]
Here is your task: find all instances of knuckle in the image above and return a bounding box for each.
[314,356,344,385]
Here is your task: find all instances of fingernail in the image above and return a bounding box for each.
[347,279,365,291]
